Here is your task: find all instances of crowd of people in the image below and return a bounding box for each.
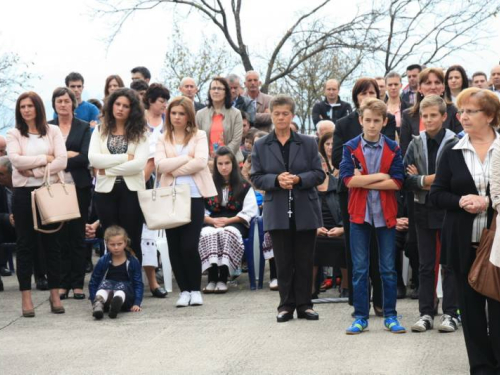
[1,62,500,374]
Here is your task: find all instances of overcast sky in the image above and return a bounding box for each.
[0,0,499,131]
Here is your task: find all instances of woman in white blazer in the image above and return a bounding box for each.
[155,96,217,307]
[89,88,149,264]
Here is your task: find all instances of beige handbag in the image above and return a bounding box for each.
[31,163,81,234]
[138,167,191,230]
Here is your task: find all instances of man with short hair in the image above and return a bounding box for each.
[227,74,256,125]
[0,135,6,156]
[130,79,149,100]
[471,72,489,89]
[131,66,151,84]
[312,79,352,127]
[317,120,335,138]
[401,64,422,105]
[179,77,205,112]
[375,77,387,100]
[63,72,99,125]
[244,71,273,131]
[0,156,15,280]
[490,65,500,98]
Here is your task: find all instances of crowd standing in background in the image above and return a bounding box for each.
[2,62,500,375]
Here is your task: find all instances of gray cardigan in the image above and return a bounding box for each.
[250,132,325,231]
[195,106,243,162]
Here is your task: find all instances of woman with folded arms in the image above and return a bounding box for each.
[431,88,500,374]
[6,92,68,317]
[89,88,149,266]
[155,96,216,307]
[48,87,91,300]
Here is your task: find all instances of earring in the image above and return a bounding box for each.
[186,126,191,133]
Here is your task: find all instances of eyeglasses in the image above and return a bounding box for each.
[210,87,226,92]
[457,109,483,116]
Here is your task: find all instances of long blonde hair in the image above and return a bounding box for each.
[164,96,198,146]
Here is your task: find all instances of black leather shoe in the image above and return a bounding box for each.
[151,287,168,298]
[0,278,4,292]
[36,277,49,291]
[59,290,69,300]
[297,310,319,320]
[397,285,407,299]
[0,267,11,277]
[409,286,419,300]
[85,260,93,274]
[276,311,293,323]
[73,292,86,300]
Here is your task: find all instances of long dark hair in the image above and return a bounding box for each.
[101,88,147,143]
[104,75,125,98]
[444,65,469,102]
[164,96,198,146]
[213,147,246,201]
[207,77,232,109]
[15,92,48,137]
[318,131,334,174]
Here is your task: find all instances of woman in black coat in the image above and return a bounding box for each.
[49,87,92,300]
[251,95,325,323]
[430,88,500,375]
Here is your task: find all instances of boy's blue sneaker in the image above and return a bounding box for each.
[384,316,406,334]
[346,318,368,335]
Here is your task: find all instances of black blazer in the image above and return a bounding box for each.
[400,104,462,156]
[429,142,493,274]
[250,132,325,232]
[48,117,92,188]
[332,110,397,170]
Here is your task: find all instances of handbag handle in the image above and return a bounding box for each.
[151,165,177,201]
[31,190,64,234]
[43,162,65,187]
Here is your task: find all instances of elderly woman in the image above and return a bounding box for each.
[196,77,243,162]
[48,87,91,300]
[430,88,500,374]
[251,94,325,322]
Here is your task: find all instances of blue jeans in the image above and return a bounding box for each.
[350,222,397,319]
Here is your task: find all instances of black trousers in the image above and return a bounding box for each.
[12,187,62,291]
[455,252,500,375]
[94,182,144,264]
[406,194,420,288]
[269,224,317,313]
[0,220,16,267]
[166,198,204,292]
[416,225,457,317]
[339,192,382,307]
[59,186,91,290]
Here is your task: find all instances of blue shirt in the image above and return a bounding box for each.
[361,135,385,228]
[53,101,99,123]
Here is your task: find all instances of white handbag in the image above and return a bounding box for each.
[138,167,191,230]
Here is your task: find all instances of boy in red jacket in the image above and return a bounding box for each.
[340,98,405,334]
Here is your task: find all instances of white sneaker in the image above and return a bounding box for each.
[411,315,433,332]
[203,282,217,294]
[176,291,191,307]
[190,291,203,306]
[437,314,459,332]
[215,282,228,294]
[269,278,279,291]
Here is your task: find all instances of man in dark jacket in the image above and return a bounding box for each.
[227,74,256,125]
[0,156,15,283]
[312,79,352,128]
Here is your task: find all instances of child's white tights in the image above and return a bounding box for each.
[96,289,126,302]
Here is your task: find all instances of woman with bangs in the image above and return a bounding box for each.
[332,77,397,312]
[89,88,149,265]
[400,67,463,156]
[155,96,216,308]
[431,88,500,374]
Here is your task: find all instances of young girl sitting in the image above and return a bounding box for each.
[89,226,144,320]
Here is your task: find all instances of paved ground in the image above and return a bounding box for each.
[0,264,469,375]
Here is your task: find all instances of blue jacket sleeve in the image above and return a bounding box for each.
[131,258,144,306]
[339,145,355,186]
[389,146,405,188]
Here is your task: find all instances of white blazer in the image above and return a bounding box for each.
[489,139,500,267]
[88,127,149,193]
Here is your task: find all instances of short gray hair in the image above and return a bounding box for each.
[245,70,260,80]
[179,77,197,88]
[0,156,12,174]
[226,74,241,85]
[270,94,295,114]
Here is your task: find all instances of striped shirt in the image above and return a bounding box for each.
[453,132,500,242]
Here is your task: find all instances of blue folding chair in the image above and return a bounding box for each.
[243,216,265,290]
